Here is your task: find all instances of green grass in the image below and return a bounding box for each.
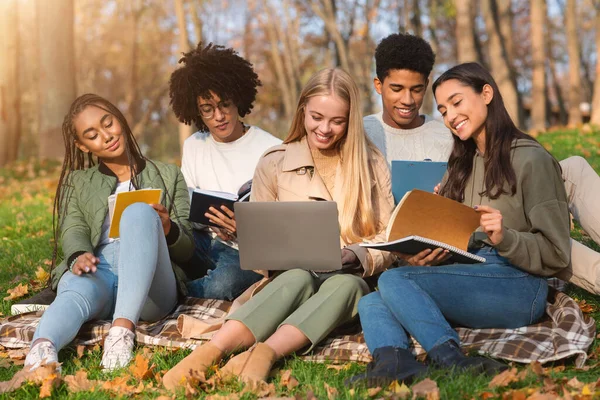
[1,129,599,399]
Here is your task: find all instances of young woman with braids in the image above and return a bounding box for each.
[169,42,281,301]
[23,94,194,372]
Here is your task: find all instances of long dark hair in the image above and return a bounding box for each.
[51,94,147,272]
[432,63,534,202]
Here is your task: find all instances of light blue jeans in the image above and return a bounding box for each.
[185,229,262,301]
[33,203,178,351]
[359,247,548,353]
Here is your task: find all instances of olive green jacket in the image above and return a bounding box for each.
[50,159,194,295]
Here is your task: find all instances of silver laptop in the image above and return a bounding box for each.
[235,201,342,271]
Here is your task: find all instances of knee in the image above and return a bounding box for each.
[378,268,411,293]
[321,274,367,298]
[358,291,382,314]
[121,202,159,225]
[275,269,314,288]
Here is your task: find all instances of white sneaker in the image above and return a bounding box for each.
[24,341,61,372]
[100,326,135,371]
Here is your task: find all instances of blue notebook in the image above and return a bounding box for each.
[391,160,448,204]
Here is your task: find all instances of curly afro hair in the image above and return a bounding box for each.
[375,33,436,82]
[169,42,261,132]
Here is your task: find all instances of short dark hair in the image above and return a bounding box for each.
[375,33,436,81]
[169,42,261,132]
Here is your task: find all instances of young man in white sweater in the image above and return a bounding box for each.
[170,43,281,300]
[366,33,600,295]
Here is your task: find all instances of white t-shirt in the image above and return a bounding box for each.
[98,180,132,246]
[364,112,453,164]
[181,125,282,195]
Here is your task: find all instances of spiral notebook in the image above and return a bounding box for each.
[360,190,485,264]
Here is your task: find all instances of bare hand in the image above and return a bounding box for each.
[71,252,99,275]
[433,182,441,194]
[205,205,236,236]
[475,205,504,245]
[150,203,171,236]
[394,248,451,266]
[210,226,235,241]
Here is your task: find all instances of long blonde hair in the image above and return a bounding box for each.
[284,68,379,243]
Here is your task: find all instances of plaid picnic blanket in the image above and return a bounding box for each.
[0,290,595,367]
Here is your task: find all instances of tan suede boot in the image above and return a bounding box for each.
[162,342,224,390]
[220,343,278,383]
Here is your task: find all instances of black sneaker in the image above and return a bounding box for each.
[11,287,56,315]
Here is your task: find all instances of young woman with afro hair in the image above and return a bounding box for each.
[169,42,281,301]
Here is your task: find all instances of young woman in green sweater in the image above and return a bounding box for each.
[351,63,571,386]
[23,94,194,372]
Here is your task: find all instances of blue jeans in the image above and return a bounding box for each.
[33,203,178,351]
[185,229,262,301]
[359,247,548,353]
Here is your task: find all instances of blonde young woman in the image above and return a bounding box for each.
[163,68,395,388]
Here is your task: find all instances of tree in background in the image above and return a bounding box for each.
[530,0,547,133]
[591,1,600,126]
[566,0,582,127]
[37,0,76,159]
[0,0,21,166]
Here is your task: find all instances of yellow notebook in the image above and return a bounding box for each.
[108,189,162,238]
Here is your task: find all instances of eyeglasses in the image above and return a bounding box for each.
[198,101,235,120]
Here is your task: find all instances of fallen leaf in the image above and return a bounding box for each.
[478,392,495,399]
[574,299,598,313]
[389,380,411,398]
[550,365,565,373]
[323,382,338,400]
[529,361,545,377]
[64,370,98,393]
[128,353,154,380]
[279,369,299,390]
[4,283,28,301]
[411,378,439,400]
[34,267,49,284]
[367,387,382,397]
[101,376,137,395]
[525,390,559,399]
[566,377,585,390]
[501,389,527,400]
[325,364,350,371]
[76,345,85,359]
[490,367,520,388]
[206,394,240,400]
[39,372,60,398]
[7,349,28,360]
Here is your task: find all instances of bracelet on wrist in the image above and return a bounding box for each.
[68,257,78,272]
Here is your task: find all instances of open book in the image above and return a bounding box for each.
[189,181,252,226]
[108,189,162,238]
[361,189,485,264]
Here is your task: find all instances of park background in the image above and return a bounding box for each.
[0,0,600,399]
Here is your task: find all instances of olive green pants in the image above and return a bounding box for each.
[227,269,370,351]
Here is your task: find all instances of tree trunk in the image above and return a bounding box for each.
[310,0,351,72]
[37,0,75,159]
[565,0,582,127]
[0,0,21,166]
[481,0,523,127]
[530,0,546,133]
[590,4,600,125]
[174,0,194,153]
[455,0,479,63]
[496,0,514,65]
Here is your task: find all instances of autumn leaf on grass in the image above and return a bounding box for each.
[34,267,49,285]
[39,371,60,398]
[279,369,299,390]
[240,380,277,398]
[500,389,528,399]
[388,380,411,398]
[4,283,28,301]
[574,299,598,314]
[63,370,99,393]
[489,367,520,388]
[206,394,240,400]
[411,378,440,400]
[367,387,383,397]
[323,382,338,400]
[101,376,138,395]
[7,349,28,361]
[128,353,154,380]
[566,377,585,390]
[525,390,562,400]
